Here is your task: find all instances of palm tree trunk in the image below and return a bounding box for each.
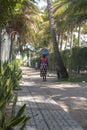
[70,28,73,48]
[47,0,69,78]
[60,34,64,50]
[9,35,13,60]
[78,25,81,47]
[0,30,1,60]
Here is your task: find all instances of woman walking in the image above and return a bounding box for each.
[40,55,48,81]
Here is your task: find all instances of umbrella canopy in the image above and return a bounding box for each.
[40,48,49,55]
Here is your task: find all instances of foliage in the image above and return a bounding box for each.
[61,47,87,73]
[61,49,71,71]
[5,104,30,130]
[1,60,22,90]
[53,0,87,29]
[82,22,87,34]
[32,47,87,74]
[71,47,80,71]
[7,0,42,46]
[78,47,87,68]
[58,75,87,83]
[47,53,56,71]
[0,0,42,55]
[0,60,29,130]
[0,0,22,28]
[73,34,78,46]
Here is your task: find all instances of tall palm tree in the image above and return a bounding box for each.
[53,0,87,50]
[0,0,41,61]
[0,0,22,61]
[47,0,69,78]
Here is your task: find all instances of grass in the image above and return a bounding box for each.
[58,74,87,83]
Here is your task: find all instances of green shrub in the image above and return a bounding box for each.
[0,60,29,130]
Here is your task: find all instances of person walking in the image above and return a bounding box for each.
[40,55,48,81]
[35,60,38,70]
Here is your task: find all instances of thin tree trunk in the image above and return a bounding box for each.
[60,34,64,50]
[70,28,73,48]
[9,35,13,60]
[65,31,69,49]
[57,33,61,49]
[78,25,81,47]
[0,30,1,60]
[47,0,69,78]
[9,32,16,60]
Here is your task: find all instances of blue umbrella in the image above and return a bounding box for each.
[40,48,49,55]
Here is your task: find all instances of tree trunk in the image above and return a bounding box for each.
[78,25,81,47]
[60,34,64,51]
[9,33,15,60]
[47,0,69,78]
[0,30,1,60]
[9,34,13,60]
[70,28,73,48]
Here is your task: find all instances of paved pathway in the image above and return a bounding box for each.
[15,67,84,130]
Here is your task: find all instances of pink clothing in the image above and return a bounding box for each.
[40,58,48,77]
[40,58,48,64]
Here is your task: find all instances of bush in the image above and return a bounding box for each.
[0,60,29,130]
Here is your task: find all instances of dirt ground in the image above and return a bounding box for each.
[23,67,87,130]
[46,81,87,130]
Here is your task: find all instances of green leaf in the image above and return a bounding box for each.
[8,104,26,123]
[0,101,6,111]
[20,117,30,130]
[16,104,26,117]
[7,116,26,127]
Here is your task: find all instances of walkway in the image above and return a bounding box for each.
[15,67,84,130]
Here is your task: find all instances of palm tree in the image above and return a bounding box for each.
[47,0,69,78]
[0,0,22,61]
[53,0,87,48]
[0,0,42,61]
[61,0,87,47]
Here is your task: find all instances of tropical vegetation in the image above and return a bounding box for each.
[0,59,30,130]
[0,0,87,129]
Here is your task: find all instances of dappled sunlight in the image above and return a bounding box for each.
[17,67,87,130]
[47,82,80,89]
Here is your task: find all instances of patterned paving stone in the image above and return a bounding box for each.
[15,68,84,130]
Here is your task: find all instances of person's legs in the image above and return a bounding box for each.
[41,65,47,81]
[43,76,44,81]
[44,67,47,81]
[44,75,46,81]
[43,76,46,81]
[42,75,46,81]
